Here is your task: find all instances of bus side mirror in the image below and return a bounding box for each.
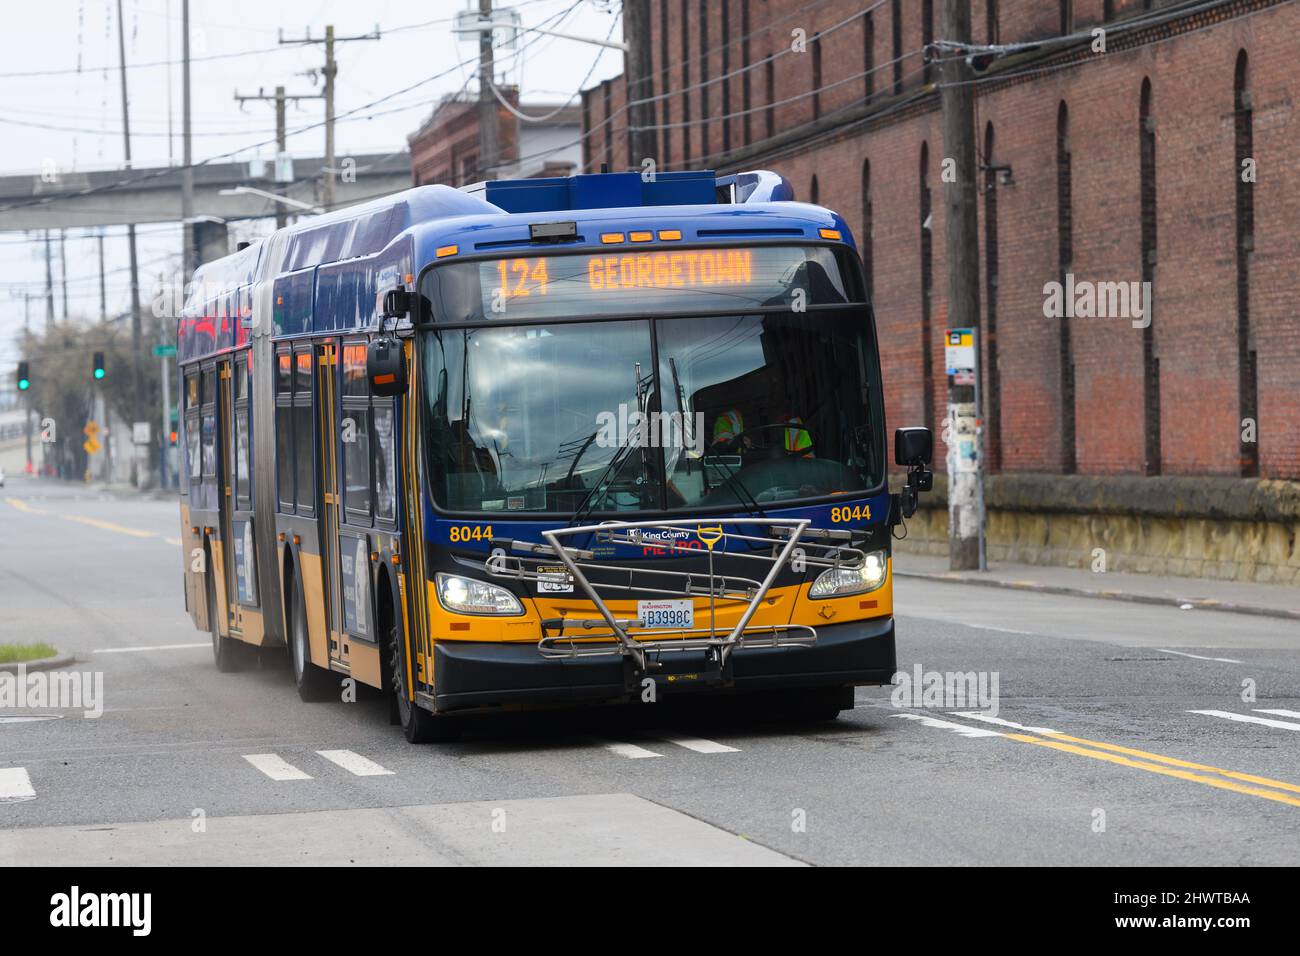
[893,427,933,521]
[382,289,414,319]
[367,336,406,397]
[895,427,933,467]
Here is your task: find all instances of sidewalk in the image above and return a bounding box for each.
[892,552,1300,622]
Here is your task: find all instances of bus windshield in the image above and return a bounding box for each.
[420,310,884,517]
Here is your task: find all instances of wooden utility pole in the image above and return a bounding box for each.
[116,0,146,484]
[478,0,499,181]
[279,24,380,210]
[939,0,985,571]
[235,86,323,229]
[182,0,194,278]
[623,0,657,168]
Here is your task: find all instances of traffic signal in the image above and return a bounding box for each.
[92,351,105,380]
[17,361,30,391]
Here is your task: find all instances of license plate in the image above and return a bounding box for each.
[638,599,693,630]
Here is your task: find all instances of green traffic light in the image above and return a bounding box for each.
[94,368,105,380]
[18,378,29,390]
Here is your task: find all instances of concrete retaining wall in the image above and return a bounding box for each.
[894,474,1300,585]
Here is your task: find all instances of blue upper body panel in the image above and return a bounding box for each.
[177,171,854,361]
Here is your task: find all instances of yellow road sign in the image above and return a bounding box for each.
[83,437,102,455]
[83,420,100,439]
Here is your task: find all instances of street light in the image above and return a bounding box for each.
[218,186,324,215]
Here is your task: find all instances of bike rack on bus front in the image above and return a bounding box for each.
[485,518,866,675]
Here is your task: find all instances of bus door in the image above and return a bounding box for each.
[315,341,349,672]
[215,356,236,633]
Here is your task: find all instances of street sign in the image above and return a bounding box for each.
[83,420,100,439]
[152,344,177,357]
[83,437,101,455]
[133,422,151,445]
[945,328,976,375]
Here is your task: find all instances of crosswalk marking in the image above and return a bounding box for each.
[0,767,36,802]
[653,734,740,754]
[1254,709,1300,721]
[603,741,663,759]
[243,754,313,781]
[316,749,394,776]
[1189,710,1300,732]
[892,713,1004,738]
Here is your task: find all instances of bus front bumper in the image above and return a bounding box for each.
[430,615,896,713]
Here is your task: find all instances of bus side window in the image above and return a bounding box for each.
[276,350,294,511]
[342,342,372,522]
[293,349,314,515]
[234,353,252,509]
[184,369,200,490]
[373,403,396,523]
[200,364,217,511]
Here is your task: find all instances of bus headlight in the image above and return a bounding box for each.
[808,550,887,598]
[436,573,523,615]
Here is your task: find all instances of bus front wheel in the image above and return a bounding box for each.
[387,621,459,744]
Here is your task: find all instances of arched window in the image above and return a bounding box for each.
[922,0,934,84]
[1139,77,1161,475]
[680,0,692,161]
[1056,104,1076,473]
[987,0,1000,43]
[765,55,776,139]
[1235,50,1258,476]
[863,12,875,102]
[919,141,935,435]
[1059,0,1073,34]
[861,159,874,303]
[810,175,820,205]
[984,121,1002,472]
[812,32,823,120]
[891,0,903,94]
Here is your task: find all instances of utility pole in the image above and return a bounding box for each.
[938,0,985,571]
[235,86,323,229]
[59,230,69,321]
[98,231,107,322]
[623,0,657,167]
[181,0,194,278]
[117,0,146,486]
[43,231,54,329]
[279,24,379,210]
[478,0,499,181]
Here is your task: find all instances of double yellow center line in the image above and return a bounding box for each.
[6,497,182,546]
[1004,728,1300,808]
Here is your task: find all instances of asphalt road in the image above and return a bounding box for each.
[2,477,1297,865]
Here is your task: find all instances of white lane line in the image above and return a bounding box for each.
[93,642,209,654]
[892,713,1004,738]
[316,749,395,776]
[603,741,663,759]
[0,715,63,724]
[1255,709,1300,721]
[947,712,1061,735]
[0,767,36,802]
[1190,710,1300,732]
[243,754,313,781]
[654,734,740,754]
[1155,648,1243,664]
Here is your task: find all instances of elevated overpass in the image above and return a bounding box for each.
[0,152,412,232]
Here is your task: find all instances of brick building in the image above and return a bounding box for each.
[581,0,1300,488]
[409,89,582,187]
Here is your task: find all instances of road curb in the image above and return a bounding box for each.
[893,571,1300,622]
[0,653,77,674]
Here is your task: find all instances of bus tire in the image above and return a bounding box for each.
[288,567,335,703]
[207,546,241,673]
[387,617,458,744]
[783,686,849,723]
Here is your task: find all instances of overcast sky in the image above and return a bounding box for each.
[0,0,625,373]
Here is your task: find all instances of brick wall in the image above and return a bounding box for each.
[582,0,1300,480]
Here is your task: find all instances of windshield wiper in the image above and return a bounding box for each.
[707,451,767,518]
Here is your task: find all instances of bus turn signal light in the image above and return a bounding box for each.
[819,228,842,240]
[600,232,625,244]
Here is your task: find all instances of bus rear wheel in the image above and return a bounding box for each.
[207,550,242,673]
[288,570,336,702]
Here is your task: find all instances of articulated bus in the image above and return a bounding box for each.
[176,168,934,742]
